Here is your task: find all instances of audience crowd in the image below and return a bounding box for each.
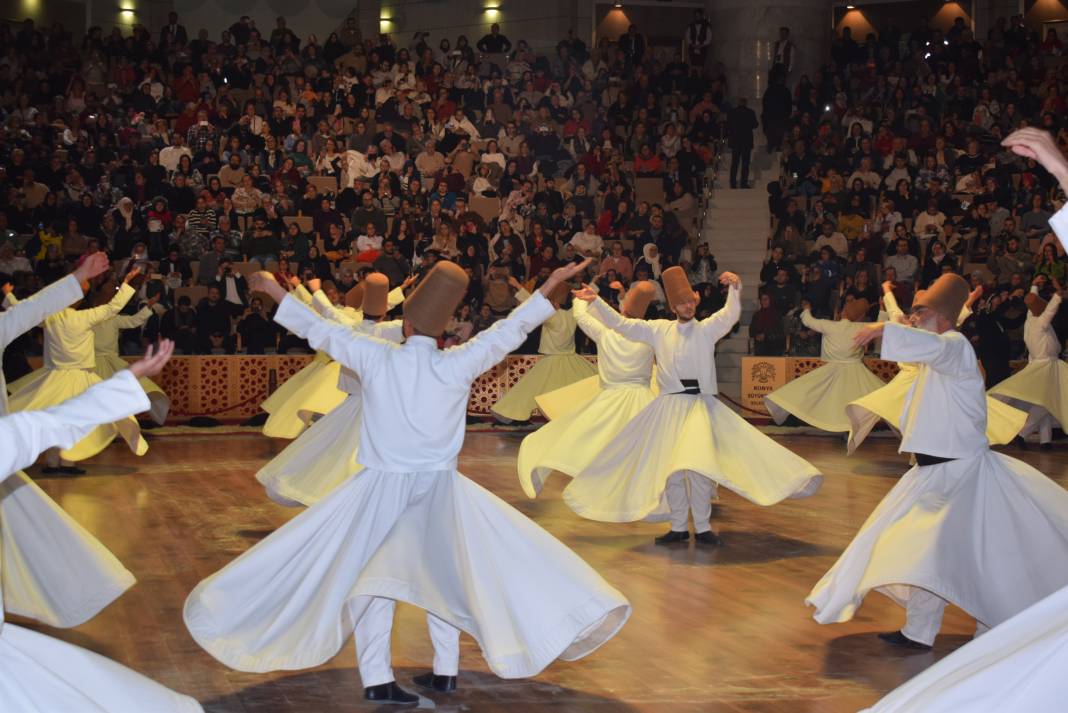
[755,16,1068,385]
[0,11,725,360]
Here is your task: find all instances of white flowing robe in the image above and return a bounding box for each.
[989,293,1068,433]
[517,295,656,498]
[8,283,147,460]
[185,291,631,678]
[92,306,171,424]
[256,289,404,506]
[808,323,1068,632]
[764,310,885,432]
[0,371,201,713]
[563,287,822,521]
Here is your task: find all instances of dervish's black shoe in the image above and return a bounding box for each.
[877,630,932,651]
[1041,442,1053,451]
[694,531,723,547]
[654,529,690,545]
[41,466,63,475]
[59,466,86,475]
[364,682,419,704]
[413,672,457,692]
[1013,436,1029,450]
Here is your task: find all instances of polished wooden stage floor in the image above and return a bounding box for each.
[19,432,1068,712]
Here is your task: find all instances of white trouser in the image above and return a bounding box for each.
[665,470,717,533]
[1022,407,1055,444]
[901,588,946,646]
[353,596,461,688]
[901,587,988,645]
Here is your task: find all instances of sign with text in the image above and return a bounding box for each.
[740,357,789,416]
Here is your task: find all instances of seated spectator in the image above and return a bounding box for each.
[241,214,281,268]
[195,285,236,353]
[750,293,787,356]
[355,222,384,262]
[570,221,604,259]
[209,258,250,317]
[373,239,411,287]
[988,235,1034,286]
[920,240,956,288]
[161,295,198,354]
[813,221,848,258]
[237,298,278,354]
[884,238,919,286]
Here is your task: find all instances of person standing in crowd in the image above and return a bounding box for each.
[727,98,758,189]
[684,9,713,68]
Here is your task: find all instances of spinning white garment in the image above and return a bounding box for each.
[186,292,630,678]
[863,583,1068,713]
[7,283,148,460]
[518,297,656,499]
[491,304,598,421]
[0,370,201,712]
[0,472,134,627]
[0,624,202,713]
[260,352,346,439]
[989,293,1068,438]
[847,291,1025,453]
[808,323,1068,632]
[256,312,404,507]
[92,307,170,424]
[846,365,1026,454]
[565,289,822,522]
[764,310,885,433]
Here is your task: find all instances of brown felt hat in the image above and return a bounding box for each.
[622,281,656,318]
[404,261,470,336]
[841,297,870,322]
[1025,292,1047,318]
[361,272,390,317]
[914,273,969,326]
[344,283,365,309]
[662,266,695,310]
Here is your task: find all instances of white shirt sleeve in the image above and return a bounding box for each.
[588,296,657,344]
[0,371,149,477]
[446,291,556,382]
[1049,204,1068,255]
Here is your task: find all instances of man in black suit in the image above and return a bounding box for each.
[727,97,759,189]
[160,12,187,46]
[208,258,249,318]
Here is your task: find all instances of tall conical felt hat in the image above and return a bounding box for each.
[841,297,870,322]
[913,273,969,326]
[404,261,470,336]
[361,272,390,317]
[344,283,365,309]
[1025,292,1048,318]
[662,266,694,310]
[622,281,656,318]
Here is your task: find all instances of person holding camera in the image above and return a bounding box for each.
[209,259,249,318]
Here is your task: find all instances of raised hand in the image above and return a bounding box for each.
[307,278,322,293]
[1,282,12,296]
[249,271,286,303]
[1002,128,1068,187]
[719,271,741,289]
[609,280,624,292]
[129,339,175,379]
[402,274,418,289]
[123,266,142,284]
[571,284,597,302]
[882,280,895,294]
[967,284,983,307]
[287,275,301,289]
[73,252,110,283]
[853,322,885,347]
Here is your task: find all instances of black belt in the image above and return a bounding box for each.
[914,453,956,466]
[675,379,702,395]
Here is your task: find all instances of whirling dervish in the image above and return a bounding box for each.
[567,267,822,545]
[764,297,886,433]
[846,281,1025,454]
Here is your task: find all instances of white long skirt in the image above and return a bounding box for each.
[256,395,363,507]
[534,375,602,421]
[185,468,631,678]
[765,360,886,433]
[0,472,134,627]
[0,622,202,712]
[7,369,147,461]
[491,354,598,422]
[989,358,1068,431]
[518,384,655,499]
[565,394,823,522]
[806,451,1068,631]
[94,354,170,425]
[864,583,1068,712]
[261,354,346,439]
[847,366,1027,454]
